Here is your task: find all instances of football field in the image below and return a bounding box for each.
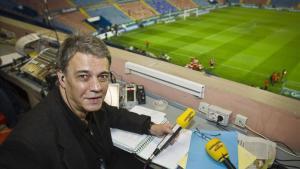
[109,7,300,96]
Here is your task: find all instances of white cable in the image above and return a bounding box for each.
[245,125,300,158]
[245,124,268,139]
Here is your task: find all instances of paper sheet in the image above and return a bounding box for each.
[178,145,256,169]
[130,106,166,124]
[238,145,256,169]
[0,52,23,67]
[138,129,192,169]
[186,130,238,169]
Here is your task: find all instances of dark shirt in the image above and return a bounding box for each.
[59,95,109,169]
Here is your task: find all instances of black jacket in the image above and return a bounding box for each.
[0,86,151,169]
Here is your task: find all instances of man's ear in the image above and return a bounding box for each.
[57,71,66,89]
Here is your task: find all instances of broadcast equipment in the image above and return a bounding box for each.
[20,47,57,85]
[205,138,236,169]
[136,85,145,104]
[123,83,138,109]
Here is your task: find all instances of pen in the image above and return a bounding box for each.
[148,124,182,161]
[146,108,195,165]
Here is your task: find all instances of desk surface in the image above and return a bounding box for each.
[0,70,299,168]
[143,96,300,169]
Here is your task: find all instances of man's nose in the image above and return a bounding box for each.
[90,78,102,91]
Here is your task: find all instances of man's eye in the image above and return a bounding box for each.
[78,74,89,80]
[99,74,109,82]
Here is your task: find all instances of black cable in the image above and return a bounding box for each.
[43,0,60,48]
[273,159,300,169]
[276,159,300,162]
[216,115,228,131]
[274,140,297,155]
[110,71,123,82]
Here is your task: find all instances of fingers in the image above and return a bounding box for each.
[149,123,174,137]
[163,123,173,134]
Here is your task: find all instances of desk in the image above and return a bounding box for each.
[0,68,43,107]
[143,95,219,131]
[0,70,299,168]
[142,96,300,169]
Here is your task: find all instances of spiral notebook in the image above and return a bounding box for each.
[110,106,167,154]
[110,106,192,169]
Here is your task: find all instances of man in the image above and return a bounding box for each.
[0,34,173,169]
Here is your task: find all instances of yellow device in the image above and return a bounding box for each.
[205,138,236,169]
[176,108,196,128]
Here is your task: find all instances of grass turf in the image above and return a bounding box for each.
[109,7,300,95]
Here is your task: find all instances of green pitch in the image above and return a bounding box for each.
[109,7,300,96]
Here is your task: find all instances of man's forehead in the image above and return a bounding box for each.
[67,53,109,72]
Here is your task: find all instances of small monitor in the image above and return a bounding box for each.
[124,83,137,109]
[127,89,135,102]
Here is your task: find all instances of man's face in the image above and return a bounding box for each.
[60,52,110,114]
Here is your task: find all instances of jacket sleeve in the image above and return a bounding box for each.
[101,103,152,134]
[0,139,43,169]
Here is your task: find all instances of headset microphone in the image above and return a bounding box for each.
[205,138,236,169]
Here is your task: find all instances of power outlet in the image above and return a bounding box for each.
[206,105,232,126]
[234,114,248,128]
[198,102,209,114]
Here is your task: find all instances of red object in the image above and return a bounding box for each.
[0,128,12,144]
[0,112,11,144]
[0,113,7,125]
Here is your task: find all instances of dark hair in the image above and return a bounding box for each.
[56,34,111,72]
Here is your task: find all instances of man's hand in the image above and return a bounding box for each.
[149,123,173,137]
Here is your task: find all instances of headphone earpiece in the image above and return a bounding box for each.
[110,72,116,83]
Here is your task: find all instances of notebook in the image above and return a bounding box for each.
[110,106,192,169]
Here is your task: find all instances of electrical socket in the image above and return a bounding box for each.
[206,105,232,126]
[234,114,248,128]
[198,102,209,114]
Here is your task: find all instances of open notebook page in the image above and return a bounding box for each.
[138,129,192,169]
[111,106,166,153]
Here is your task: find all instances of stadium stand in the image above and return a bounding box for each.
[242,0,269,6]
[117,1,156,20]
[86,6,132,25]
[217,0,226,4]
[168,0,198,10]
[0,1,21,13]
[271,0,300,8]
[114,0,138,3]
[145,0,177,14]
[0,1,48,30]
[228,0,240,4]
[2,0,93,33]
[193,0,211,7]
[14,0,74,14]
[54,11,94,33]
[72,0,105,7]
[0,1,39,17]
